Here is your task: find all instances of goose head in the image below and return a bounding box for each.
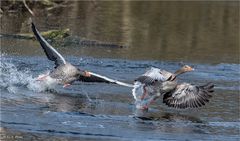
[180,65,194,73]
[168,65,194,81]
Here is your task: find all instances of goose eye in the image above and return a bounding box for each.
[184,65,190,69]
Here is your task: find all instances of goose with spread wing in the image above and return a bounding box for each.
[32,22,133,88]
[132,66,214,110]
[132,65,194,102]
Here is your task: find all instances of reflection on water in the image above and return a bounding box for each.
[1,1,239,63]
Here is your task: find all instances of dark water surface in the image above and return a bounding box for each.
[1,1,239,141]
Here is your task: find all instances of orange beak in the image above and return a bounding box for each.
[188,67,194,71]
[185,65,194,71]
[84,71,91,77]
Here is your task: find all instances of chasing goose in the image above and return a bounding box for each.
[32,22,133,88]
[132,66,214,109]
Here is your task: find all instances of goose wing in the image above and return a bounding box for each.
[163,83,214,109]
[135,75,158,86]
[31,22,66,68]
[135,67,173,85]
[78,71,133,87]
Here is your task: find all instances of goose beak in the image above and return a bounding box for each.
[186,65,194,71]
[84,71,91,77]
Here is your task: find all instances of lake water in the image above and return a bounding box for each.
[1,1,239,141]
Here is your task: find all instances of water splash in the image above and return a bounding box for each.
[0,56,57,93]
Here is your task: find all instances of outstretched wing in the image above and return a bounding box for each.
[163,83,214,109]
[31,22,66,68]
[78,71,134,87]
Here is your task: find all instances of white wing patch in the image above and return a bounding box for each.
[143,67,169,81]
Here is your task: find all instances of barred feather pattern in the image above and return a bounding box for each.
[163,83,214,109]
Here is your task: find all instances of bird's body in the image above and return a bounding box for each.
[49,63,82,84]
[132,66,192,102]
[132,67,180,109]
[132,69,170,99]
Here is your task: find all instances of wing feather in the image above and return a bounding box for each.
[31,22,66,68]
[143,67,173,81]
[135,67,173,85]
[79,72,134,87]
[135,76,157,86]
[163,83,214,109]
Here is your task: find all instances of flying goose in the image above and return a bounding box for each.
[132,66,214,110]
[132,65,194,102]
[32,22,133,88]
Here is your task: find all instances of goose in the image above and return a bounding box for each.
[32,22,133,88]
[132,65,194,102]
[132,66,214,110]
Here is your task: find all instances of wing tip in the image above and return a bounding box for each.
[203,82,214,89]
